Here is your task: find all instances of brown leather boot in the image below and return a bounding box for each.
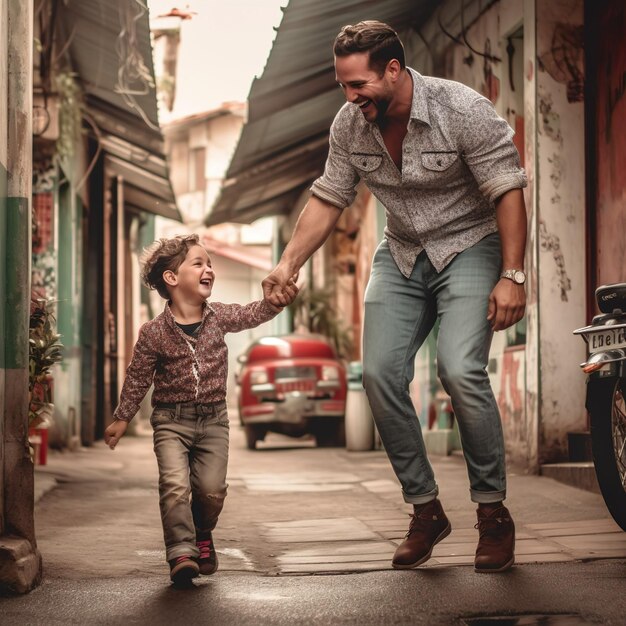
[474,504,515,573]
[392,499,451,569]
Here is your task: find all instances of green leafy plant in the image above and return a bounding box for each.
[55,70,83,161]
[29,298,63,428]
[288,286,354,360]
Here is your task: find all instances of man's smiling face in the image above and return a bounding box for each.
[335,52,394,123]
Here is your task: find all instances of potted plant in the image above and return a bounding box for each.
[288,286,354,360]
[28,298,63,463]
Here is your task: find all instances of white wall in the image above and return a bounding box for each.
[534,0,587,462]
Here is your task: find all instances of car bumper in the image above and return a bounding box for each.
[241,394,345,425]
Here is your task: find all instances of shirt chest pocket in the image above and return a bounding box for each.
[421,151,459,171]
[418,151,461,187]
[349,152,383,178]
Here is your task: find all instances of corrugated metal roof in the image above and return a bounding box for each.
[57,0,181,221]
[207,0,439,226]
[58,0,160,130]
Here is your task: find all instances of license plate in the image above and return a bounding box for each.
[275,366,316,380]
[585,327,626,353]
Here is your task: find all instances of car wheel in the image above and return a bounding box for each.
[313,419,346,448]
[244,424,266,450]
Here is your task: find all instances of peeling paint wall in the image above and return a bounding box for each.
[523,0,540,472]
[407,0,539,468]
[592,0,626,285]
[535,0,587,463]
[0,0,8,529]
[402,0,589,469]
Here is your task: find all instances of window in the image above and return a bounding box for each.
[189,147,206,192]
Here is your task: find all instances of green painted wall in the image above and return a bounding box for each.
[5,196,30,369]
[0,161,7,370]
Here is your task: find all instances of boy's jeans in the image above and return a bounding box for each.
[362,233,506,505]
[151,401,229,561]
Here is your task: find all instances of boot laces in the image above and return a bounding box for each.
[405,511,439,538]
[474,514,510,539]
[197,539,212,559]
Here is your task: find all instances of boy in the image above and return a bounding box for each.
[104,234,297,585]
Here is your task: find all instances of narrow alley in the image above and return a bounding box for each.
[2,425,625,625]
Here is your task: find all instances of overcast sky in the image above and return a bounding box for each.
[149,0,287,118]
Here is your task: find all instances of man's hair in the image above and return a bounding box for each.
[334,20,405,75]
[140,234,201,300]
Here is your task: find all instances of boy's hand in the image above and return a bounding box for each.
[104,419,128,450]
[264,275,299,312]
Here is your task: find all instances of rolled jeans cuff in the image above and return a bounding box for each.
[166,541,199,562]
[402,486,439,505]
[470,489,506,504]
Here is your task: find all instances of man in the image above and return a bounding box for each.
[262,21,527,573]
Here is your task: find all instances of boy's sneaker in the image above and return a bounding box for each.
[169,555,199,584]
[197,533,219,575]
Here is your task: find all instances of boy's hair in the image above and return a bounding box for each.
[334,20,405,76]
[140,234,201,300]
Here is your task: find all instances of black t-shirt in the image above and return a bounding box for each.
[176,321,201,337]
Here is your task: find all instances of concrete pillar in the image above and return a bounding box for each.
[0,0,43,593]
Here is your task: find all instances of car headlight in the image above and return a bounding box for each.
[321,365,339,381]
[250,370,269,385]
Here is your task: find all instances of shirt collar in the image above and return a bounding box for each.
[163,300,213,331]
[407,67,431,127]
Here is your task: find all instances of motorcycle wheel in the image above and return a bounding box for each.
[588,376,626,531]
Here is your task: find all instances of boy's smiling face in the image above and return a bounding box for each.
[167,244,215,303]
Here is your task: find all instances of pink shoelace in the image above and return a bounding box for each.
[197,539,212,559]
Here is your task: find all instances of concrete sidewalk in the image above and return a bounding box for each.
[34,424,625,579]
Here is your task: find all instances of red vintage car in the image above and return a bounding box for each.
[236,334,348,449]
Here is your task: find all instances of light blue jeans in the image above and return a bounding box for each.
[363,234,506,505]
[151,401,229,561]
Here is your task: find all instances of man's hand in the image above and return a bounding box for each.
[487,279,526,331]
[262,265,299,308]
[104,419,128,450]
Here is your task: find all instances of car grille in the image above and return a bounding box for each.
[274,366,316,380]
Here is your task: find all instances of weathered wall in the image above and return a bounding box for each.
[402,0,588,468]
[406,0,538,466]
[0,0,9,531]
[0,0,42,594]
[535,0,587,463]
[592,0,626,285]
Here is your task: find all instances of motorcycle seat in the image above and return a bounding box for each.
[596,283,626,314]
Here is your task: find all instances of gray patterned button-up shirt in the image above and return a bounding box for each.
[310,68,527,276]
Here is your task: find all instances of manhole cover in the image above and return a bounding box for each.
[463,616,595,626]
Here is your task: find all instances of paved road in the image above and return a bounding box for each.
[2,423,625,624]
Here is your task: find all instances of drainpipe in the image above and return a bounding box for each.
[0,0,42,593]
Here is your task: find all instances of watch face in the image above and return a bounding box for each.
[514,270,526,284]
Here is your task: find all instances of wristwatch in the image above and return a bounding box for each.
[500,269,526,285]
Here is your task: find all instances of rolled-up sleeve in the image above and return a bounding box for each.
[461,97,527,203]
[310,118,359,209]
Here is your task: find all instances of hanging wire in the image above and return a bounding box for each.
[437,6,464,46]
[460,0,501,63]
[114,0,159,131]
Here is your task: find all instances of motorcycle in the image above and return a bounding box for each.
[574,282,626,530]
